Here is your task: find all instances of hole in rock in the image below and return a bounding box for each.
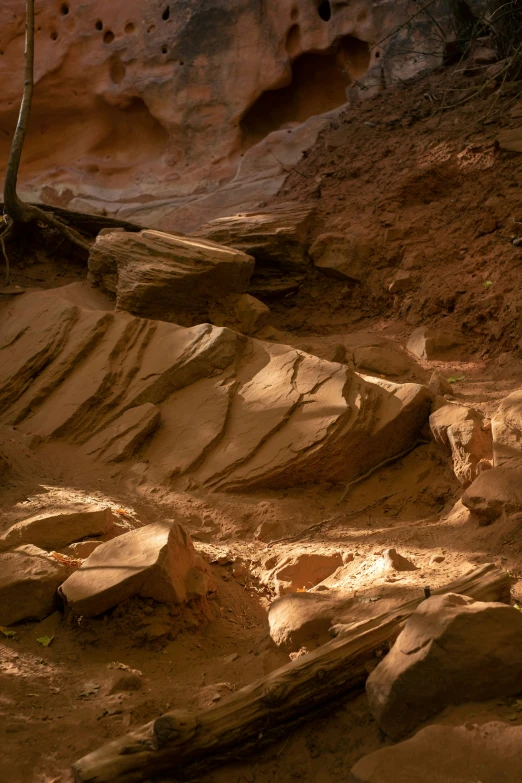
[95,20,103,31]
[60,3,69,15]
[50,31,58,40]
[161,45,168,54]
[240,36,370,150]
[285,24,301,57]
[125,22,135,34]
[162,5,170,21]
[318,1,332,21]
[110,56,127,84]
[291,7,299,21]
[103,30,115,44]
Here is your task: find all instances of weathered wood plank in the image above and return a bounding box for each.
[72,563,511,783]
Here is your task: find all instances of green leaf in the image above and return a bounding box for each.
[37,635,54,647]
[483,280,493,290]
[0,626,16,638]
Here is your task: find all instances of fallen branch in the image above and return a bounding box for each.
[72,563,510,783]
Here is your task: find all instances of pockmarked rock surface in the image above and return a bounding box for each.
[0,287,434,491]
[60,522,200,616]
[0,545,70,626]
[461,466,522,524]
[0,504,122,552]
[430,403,492,486]
[88,229,254,321]
[366,593,522,740]
[350,722,522,783]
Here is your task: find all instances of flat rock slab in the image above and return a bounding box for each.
[60,522,197,616]
[350,721,522,783]
[0,545,70,625]
[191,203,314,272]
[88,229,255,321]
[366,593,522,740]
[0,504,122,552]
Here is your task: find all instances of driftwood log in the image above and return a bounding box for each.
[73,563,511,783]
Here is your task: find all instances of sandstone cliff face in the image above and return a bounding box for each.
[0,1,453,231]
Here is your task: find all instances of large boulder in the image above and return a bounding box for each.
[192,203,314,272]
[491,390,522,469]
[0,504,123,552]
[0,545,70,625]
[0,288,433,492]
[60,521,202,616]
[350,722,522,783]
[88,229,255,321]
[366,593,522,740]
[430,403,493,486]
[461,466,522,524]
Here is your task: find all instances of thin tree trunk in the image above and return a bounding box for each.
[3,0,34,222]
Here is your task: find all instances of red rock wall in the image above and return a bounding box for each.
[0,1,403,229]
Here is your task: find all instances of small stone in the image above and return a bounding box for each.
[429,371,453,396]
[310,232,371,282]
[407,326,465,361]
[60,522,197,616]
[382,548,418,572]
[388,270,414,293]
[384,226,405,242]
[429,554,445,565]
[108,673,142,694]
[0,546,70,626]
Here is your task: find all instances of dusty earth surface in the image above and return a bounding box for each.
[4,56,522,783]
